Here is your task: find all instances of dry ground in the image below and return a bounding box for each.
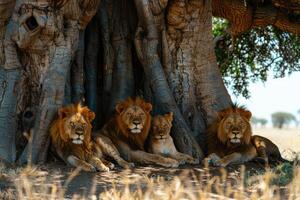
[0,128,299,199]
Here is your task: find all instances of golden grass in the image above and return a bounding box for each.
[0,162,299,200]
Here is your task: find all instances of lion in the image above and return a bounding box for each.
[251,135,287,165]
[147,112,199,165]
[93,97,179,168]
[50,103,114,172]
[205,105,285,167]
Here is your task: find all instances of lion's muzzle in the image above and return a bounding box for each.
[229,130,242,143]
[71,125,85,144]
[129,120,143,134]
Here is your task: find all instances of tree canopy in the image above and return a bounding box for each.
[213,19,300,98]
[212,0,300,98]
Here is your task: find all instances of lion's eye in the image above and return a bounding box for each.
[226,124,231,129]
[70,122,75,127]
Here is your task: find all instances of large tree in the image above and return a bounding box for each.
[0,0,299,164]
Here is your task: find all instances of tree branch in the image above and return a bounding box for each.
[213,0,300,36]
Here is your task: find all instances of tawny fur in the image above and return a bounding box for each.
[206,105,284,167]
[94,97,179,168]
[147,112,199,165]
[50,103,113,172]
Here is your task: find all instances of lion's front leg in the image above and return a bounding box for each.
[129,150,179,168]
[66,155,96,172]
[94,135,135,169]
[89,156,110,172]
[217,153,243,167]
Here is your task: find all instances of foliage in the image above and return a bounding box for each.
[213,18,300,98]
[271,112,296,129]
[271,162,294,186]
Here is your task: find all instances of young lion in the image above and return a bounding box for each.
[147,112,199,165]
[50,104,114,172]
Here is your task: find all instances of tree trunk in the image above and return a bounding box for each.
[8,0,299,164]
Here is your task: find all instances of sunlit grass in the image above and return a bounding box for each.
[0,161,299,200]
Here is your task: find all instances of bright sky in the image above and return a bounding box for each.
[229,72,300,126]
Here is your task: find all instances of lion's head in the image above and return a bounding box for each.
[216,105,252,146]
[50,104,95,146]
[115,97,152,149]
[151,112,173,140]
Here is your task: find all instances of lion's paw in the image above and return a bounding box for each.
[107,162,115,170]
[119,160,135,169]
[82,164,97,172]
[162,158,179,168]
[188,157,199,165]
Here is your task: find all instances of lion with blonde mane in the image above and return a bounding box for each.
[50,104,114,171]
[206,104,285,167]
[94,97,179,167]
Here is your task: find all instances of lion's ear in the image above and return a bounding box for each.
[115,102,125,114]
[58,107,69,119]
[165,112,173,123]
[217,110,227,121]
[242,110,252,120]
[81,107,96,122]
[143,102,152,113]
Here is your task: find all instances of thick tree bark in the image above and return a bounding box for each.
[165,0,232,150]
[0,68,19,162]
[0,0,299,164]
[133,0,204,158]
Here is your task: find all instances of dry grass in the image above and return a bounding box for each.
[0,162,299,200]
[0,128,299,199]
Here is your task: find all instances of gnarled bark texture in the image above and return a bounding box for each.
[0,0,299,164]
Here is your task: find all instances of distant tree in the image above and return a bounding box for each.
[271,112,296,129]
[251,116,268,128]
[251,116,259,127]
[259,119,268,128]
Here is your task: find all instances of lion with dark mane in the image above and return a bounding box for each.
[206,104,285,167]
[94,97,179,167]
[50,104,114,171]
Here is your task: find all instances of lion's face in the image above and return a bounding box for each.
[58,104,95,145]
[151,113,173,140]
[116,98,152,135]
[217,107,252,145]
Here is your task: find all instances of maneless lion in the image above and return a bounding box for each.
[205,105,285,167]
[93,97,179,167]
[147,112,199,165]
[50,104,114,172]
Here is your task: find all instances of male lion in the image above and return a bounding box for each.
[205,105,285,167]
[93,98,179,168]
[50,104,114,172]
[147,112,199,165]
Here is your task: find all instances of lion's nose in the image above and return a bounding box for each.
[133,120,140,126]
[75,127,84,134]
[232,130,240,135]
